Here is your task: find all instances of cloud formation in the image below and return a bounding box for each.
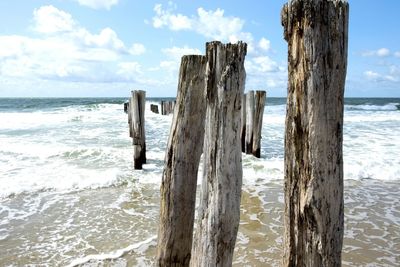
[151,3,272,55]
[0,5,145,83]
[364,69,399,83]
[151,3,286,91]
[362,48,391,57]
[162,46,202,60]
[152,4,244,41]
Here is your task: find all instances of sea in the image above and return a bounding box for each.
[0,97,399,266]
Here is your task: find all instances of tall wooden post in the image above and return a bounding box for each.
[245,90,255,154]
[191,41,247,267]
[240,93,247,152]
[129,90,146,169]
[281,0,348,266]
[157,55,207,266]
[252,90,266,158]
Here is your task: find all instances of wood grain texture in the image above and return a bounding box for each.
[252,90,266,158]
[281,0,349,266]
[245,90,255,155]
[129,90,146,169]
[191,41,247,267]
[157,55,207,267]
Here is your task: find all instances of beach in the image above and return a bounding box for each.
[0,98,399,266]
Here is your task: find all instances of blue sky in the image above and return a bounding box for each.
[0,0,399,97]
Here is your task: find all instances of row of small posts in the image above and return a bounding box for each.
[149,101,176,115]
[156,0,349,265]
[127,88,266,172]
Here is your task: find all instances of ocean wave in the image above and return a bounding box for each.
[345,103,399,111]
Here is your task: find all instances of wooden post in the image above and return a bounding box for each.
[156,55,207,266]
[161,101,175,115]
[252,90,266,158]
[124,101,129,114]
[240,93,246,152]
[191,41,247,267]
[161,101,166,115]
[281,0,348,266]
[150,104,159,114]
[171,101,176,114]
[245,90,254,154]
[127,101,133,138]
[129,90,146,169]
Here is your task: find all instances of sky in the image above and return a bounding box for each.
[0,0,399,97]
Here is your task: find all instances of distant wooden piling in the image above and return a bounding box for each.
[243,90,266,158]
[161,101,175,115]
[240,93,247,152]
[245,90,255,154]
[128,90,146,169]
[191,41,247,267]
[281,0,348,266]
[150,104,159,114]
[124,101,129,114]
[252,91,266,158]
[157,55,207,267]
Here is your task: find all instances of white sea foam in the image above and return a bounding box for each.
[345,103,399,111]
[66,235,157,267]
[1,98,399,266]
[0,100,399,200]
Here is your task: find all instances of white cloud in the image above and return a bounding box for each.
[152,4,192,31]
[152,4,245,41]
[160,60,177,69]
[0,5,144,83]
[195,8,244,41]
[129,43,146,55]
[364,70,380,79]
[116,61,142,81]
[362,48,391,57]
[80,27,125,51]
[394,51,400,58]
[244,56,287,90]
[258,37,271,51]
[151,4,286,91]
[151,4,274,57]
[245,56,279,74]
[162,46,202,60]
[33,5,76,34]
[364,70,399,82]
[156,46,202,85]
[74,0,119,10]
[377,48,390,57]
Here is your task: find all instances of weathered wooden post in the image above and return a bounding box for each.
[129,90,146,169]
[156,55,207,266]
[245,90,255,154]
[281,0,348,266]
[191,41,247,267]
[252,90,266,158]
[160,101,175,115]
[240,93,247,152]
[161,101,166,115]
[124,101,129,114]
[150,104,159,114]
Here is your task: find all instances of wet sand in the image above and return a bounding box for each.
[1,179,399,266]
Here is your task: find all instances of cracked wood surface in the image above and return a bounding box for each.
[281,0,349,266]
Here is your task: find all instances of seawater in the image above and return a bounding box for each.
[0,97,399,266]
